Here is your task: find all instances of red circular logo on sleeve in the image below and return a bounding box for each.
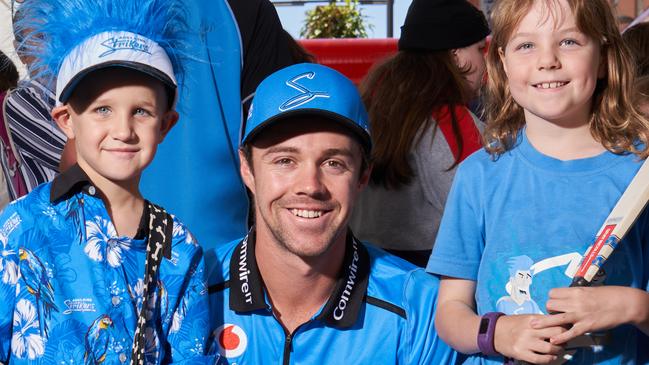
[215,324,248,358]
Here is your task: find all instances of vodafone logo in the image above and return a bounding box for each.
[215,324,248,358]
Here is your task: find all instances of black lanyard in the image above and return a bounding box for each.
[130,202,172,365]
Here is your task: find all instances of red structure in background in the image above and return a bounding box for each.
[299,37,492,85]
[299,38,398,85]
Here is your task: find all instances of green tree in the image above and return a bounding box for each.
[300,0,370,39]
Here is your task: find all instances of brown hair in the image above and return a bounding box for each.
[484,0,649,158]
[633,75,649,111]
[282,30,316,63]
[623,22,649,77]
[361,50,472,189]
[0,51,19,91]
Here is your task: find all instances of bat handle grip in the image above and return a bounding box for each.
[503,277,597,364]
[570,276,590,287]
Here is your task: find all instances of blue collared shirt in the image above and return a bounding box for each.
[0,165,215,364]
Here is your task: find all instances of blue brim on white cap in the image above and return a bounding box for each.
[243,63,371,152]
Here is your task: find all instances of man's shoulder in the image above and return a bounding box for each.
[364,243,440,315]
[205,238,241,287]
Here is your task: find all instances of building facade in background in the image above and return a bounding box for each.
[476,0,649,28]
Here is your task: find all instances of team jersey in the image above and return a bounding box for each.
[0,165,214,364]
[206,230,456,364]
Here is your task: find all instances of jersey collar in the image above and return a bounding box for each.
[50,163,97,203]
[228,228,370,329]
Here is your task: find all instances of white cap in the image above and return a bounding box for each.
[56,30,177,104]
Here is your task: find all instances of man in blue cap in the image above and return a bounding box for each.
[207,63,456,364]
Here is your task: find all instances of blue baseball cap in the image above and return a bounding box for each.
[242,63,371,152]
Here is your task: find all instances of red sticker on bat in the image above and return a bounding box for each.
[575,224,616,278]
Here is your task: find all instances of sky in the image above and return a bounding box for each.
[274,0,412,39]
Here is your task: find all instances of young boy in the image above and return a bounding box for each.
[0,0,214,363]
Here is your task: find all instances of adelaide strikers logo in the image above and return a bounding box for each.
[278,72,330,112]
[214,324,248,358]
[99,35,152,57]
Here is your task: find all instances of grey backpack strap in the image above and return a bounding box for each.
[130,202,172,365]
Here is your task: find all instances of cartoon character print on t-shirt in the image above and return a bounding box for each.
[496,255,543,315]
[495,248,614,364]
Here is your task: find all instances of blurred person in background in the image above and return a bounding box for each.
[623,21,649,77]
[283,29,316,63]
[350,0,489,267]
[2,2,67,199]
[623,23,649,118]
[0,51,20,208]
[633,76,649,116]
[0,51,18,91]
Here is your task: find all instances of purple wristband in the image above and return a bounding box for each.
[477,312,504,357]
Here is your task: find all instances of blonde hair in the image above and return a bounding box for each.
[484,0,649,158]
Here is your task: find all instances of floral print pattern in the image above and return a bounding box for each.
[0,181,213,364]
[85,217,131,267]
[11,299,44,360]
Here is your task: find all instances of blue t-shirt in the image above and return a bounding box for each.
[427,132,649,364]
[0,166,214,364]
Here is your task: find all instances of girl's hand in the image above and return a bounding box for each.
[494,314,565,364]
[531,286,649,345]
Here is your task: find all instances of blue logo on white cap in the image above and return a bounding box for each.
[278,72,330,112]
[99,35,152,57]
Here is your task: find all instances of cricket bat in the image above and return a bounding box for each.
[571,157,649,287]
[510,157,649,365]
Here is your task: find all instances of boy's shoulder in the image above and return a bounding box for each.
[0,183,59,253]
[1,183,54,222]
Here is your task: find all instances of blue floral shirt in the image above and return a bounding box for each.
[0,166,214,364]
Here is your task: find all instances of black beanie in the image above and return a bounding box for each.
[399,0,490,52]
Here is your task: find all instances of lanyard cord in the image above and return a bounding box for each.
[130,202,172,365]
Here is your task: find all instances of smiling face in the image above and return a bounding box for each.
[52,68,178,192]
[499,0,603,128]
[240,117,370,259]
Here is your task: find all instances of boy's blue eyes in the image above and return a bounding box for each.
[93,106,153,116]
[96,106,110,114]
[134,108,151,116]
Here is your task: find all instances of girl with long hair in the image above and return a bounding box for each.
[428,0,649,363]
